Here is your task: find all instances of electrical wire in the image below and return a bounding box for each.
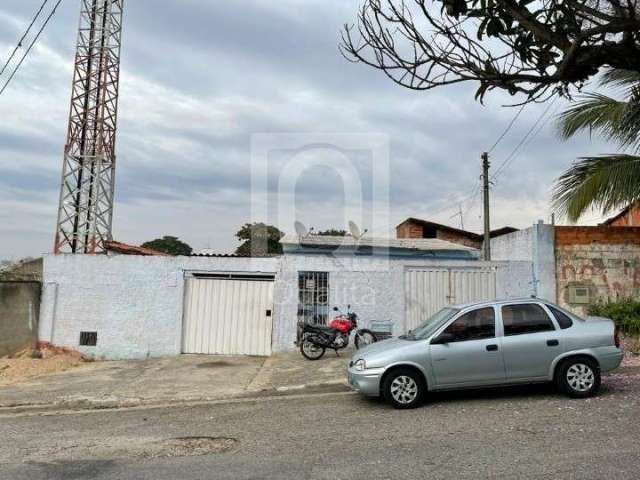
[492,96,560,181]
[0,0,63,98]
[487,103,526,154]
[0,0,51,78]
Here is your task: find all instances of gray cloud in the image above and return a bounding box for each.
[0,0,617,259]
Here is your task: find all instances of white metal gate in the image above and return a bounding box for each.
[405,267,497,331]
[182,276,275,356]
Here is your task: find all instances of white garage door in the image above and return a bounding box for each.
[405,267,496,331]
[182,276,275,356]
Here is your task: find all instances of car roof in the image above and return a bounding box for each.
[449,297,553,310]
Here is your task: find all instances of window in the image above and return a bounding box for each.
[548,305,574,330]
[502,304,555,336]
[442,307,495,342]
[298,272,329,325]
[79,331,97,346]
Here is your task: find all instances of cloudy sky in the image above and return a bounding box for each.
[0,0,615,260]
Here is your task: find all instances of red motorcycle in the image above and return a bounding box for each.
[299,306,377,360]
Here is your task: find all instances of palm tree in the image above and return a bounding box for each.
[553,69,640,222]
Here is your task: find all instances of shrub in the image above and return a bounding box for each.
[589,299,640,337]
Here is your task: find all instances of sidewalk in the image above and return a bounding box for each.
[0,350,353,413]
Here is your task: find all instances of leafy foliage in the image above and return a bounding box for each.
[342,1,640,103]
[141,236,193,256]
[314,229,349,237]
[553,68,640,221]
[553,155,640,222]
[235,223,284,256]
[589,299,640,337]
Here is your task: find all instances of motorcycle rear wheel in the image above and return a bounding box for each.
[300,338,326,360]
[354,329,377,350]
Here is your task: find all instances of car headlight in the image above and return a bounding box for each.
[354,359,366,371]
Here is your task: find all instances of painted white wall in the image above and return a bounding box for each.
[274,255,534,352]
[491,222,556,302]
[40,255,277,360]
[40,253,534,359]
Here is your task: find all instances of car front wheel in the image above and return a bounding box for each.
[556,357,601,398]
[382,369,425,409]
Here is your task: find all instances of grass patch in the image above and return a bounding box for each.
[589,299,640,337]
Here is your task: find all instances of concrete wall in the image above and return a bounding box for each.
[0,258,43,282]
[0,282,40,357]
[274,255,534,350]
[555,226,640,316]
[491,222,556,302]
[40,255,278,360]
[41,253,534,360]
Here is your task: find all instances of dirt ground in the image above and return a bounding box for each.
[0,347,88,387]
[621,335,640,367]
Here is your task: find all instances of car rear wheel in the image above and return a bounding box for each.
[556,357,601,398]
[382,369,425,409]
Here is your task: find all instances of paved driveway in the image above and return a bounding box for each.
[0,350,351,410]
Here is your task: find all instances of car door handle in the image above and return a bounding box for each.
[547,339,559,347]
[486,344,498,352]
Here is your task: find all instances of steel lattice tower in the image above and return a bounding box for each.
[54,0,124,254]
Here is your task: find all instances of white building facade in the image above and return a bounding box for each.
[39,236,539,360]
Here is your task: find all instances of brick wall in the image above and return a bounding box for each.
[555,226,640,315]
[396,221,423,239]
[608,207,640,226]
[397,220,482,248]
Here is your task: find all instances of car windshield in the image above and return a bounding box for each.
[405,307,460,340]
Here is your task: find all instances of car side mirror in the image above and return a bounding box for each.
[431,332,455,345]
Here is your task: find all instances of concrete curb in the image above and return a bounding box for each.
[0,382,352,416]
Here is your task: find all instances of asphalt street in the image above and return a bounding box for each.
[1,371,639,480]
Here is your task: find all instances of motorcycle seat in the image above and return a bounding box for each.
[303,323,335,334]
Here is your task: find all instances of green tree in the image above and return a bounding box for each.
[141,236,193,256]
[235,223,284,256]
[342,1,640,104]
[552,69,640,221]
[315,229,349,237]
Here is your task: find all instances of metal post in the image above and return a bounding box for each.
[482,152,491,261]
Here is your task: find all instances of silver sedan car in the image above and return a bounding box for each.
[348,298,624,409]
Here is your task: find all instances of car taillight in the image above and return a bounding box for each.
[614,326,621,348]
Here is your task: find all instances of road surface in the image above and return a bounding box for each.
[2,371,639,479]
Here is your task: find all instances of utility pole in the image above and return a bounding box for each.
[482,152,491,261]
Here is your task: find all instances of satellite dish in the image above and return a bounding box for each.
[294,221,309,238]
[348,221,361,239]
[348,221,369,240]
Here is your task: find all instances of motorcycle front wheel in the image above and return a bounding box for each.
[354,329,377,350]
[300,337,326,360]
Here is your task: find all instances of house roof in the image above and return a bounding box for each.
[280,234,478,252]
[105,240,170,256]
[397,217,518,240]
[602,205,632,225]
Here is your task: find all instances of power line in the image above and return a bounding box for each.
[0,0,51,79]
[487,103,526,154]
[492,96,559,181]
[429,179,483,219]
[0,0,63,98]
